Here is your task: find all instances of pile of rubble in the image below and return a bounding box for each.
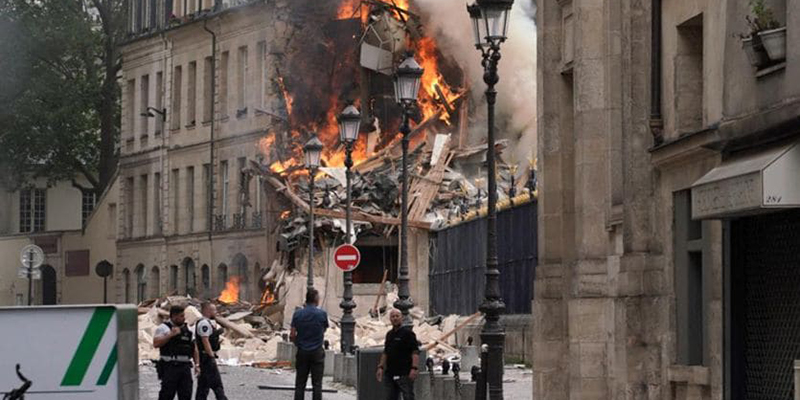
[137,292,481,367]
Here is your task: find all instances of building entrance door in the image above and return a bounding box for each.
[730,209,800,400]
[41,265,56,305]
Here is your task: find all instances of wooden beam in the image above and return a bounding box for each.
[423,312,482,351]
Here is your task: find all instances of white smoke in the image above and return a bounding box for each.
[413,0,537,166]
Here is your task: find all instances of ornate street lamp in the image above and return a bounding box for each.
[393,53,423,326]
[337,103,361,353]
[303,134,323,293]
[467,0,513,399]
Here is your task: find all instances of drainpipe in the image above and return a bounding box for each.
[650,0,664,145]
[204,20,216,244]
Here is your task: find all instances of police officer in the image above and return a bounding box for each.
[153,305,199,400]
[195,302,228,400]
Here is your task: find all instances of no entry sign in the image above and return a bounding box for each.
[334,244,361,272]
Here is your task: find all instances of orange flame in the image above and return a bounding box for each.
[260,285,276,305]
[280,210,291,219]
[259,0,461,179]
[219,276,241,303]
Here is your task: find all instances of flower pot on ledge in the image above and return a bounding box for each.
[742,35,770,68]
[758,26,786,62]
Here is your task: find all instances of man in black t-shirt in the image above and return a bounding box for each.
[376,309,420,400]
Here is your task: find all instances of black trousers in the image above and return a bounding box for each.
[158,362,193,400]
[294,347,325,400]
[195,356,228,400]
[384,375,415,400]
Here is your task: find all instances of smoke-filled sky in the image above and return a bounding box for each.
[413,0,537,166]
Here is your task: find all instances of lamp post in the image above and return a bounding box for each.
[467,0,513,399]
[393,54,424,326]
[338,104,361,353]
[303,134,323,293]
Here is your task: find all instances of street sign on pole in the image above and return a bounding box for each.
[20,244,44,269]
[20,244,44,306]
[334,244,361,272]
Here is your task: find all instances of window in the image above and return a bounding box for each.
[187,61,196,127]
[217,264,228,292]
[201,264,210,292]
[238,157,246,214]
[220,51,229,117]
[257,41,267,108]
[82,191,97,225]
[140,175,149,236]
[169,265,178,291]
[674,190,706,365]
[126,177,134,238]
[155,72,164,135]
[126,79,135,140]
[19,188,45,233]
[203,57,213,123]
[171,65,182,130]
[187,166,194,232]
[203,164,211,230]
[140,74,150,138]
[154,172,162,234]
[136,265,146,303]
[171,169,180,233]
[221,160,229,225]
[123,268,131,303]
[675,15,704,134]
[237,46,248,114]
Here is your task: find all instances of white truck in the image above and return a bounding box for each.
[0,305,138,399]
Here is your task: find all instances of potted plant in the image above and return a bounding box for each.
[742,0,785,65]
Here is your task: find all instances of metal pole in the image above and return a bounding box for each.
[394,106,414,326]
[340,141,356,353]
[480,44,506,400]
[308,171,315,292]
[27,249,33,306]
[103,276,108,304]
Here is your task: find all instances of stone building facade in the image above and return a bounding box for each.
[117,0,289,304]
[535,0,798,399]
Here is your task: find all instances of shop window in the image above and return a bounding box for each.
[674,189,706,365]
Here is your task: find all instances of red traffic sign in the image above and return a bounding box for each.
[334,244,361,272]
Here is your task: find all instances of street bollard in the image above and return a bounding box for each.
[334,353,345,383]
[324,349,335,376]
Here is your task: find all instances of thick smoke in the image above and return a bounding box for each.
[413,0,537,166]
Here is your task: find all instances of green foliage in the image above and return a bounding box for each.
[0,0,121,191]
[746,0,780,34]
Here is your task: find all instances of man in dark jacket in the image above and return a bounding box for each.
[376,309,420,400]
[291,288,328,400]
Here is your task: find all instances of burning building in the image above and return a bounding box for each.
[117,0,537,329]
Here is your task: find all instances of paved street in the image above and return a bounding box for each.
[138,364,533,399]
[139,364,357,400]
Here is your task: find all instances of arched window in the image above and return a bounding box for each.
[201,264,210,294]
[232,253,248,300]
[169,265,178,291]
[217,263,228,293]
[149,266,161,299]
[135,264,146,303]
[182,258,196,296]
[122,268,131,303]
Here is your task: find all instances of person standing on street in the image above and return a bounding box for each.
[291,288,329,400]
[153,305,199,400]
[195,302,228,400]
[376,309,420,400]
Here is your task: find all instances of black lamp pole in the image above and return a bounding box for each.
[304,135,323,293]
[393,54,423,326]
[468,1,513,399]
[338,104,361,353]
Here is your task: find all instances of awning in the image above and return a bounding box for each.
[691,141,800,219]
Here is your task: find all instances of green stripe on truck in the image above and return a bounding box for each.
[60,307,115,386]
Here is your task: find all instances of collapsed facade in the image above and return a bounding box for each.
[118,0,538,337]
